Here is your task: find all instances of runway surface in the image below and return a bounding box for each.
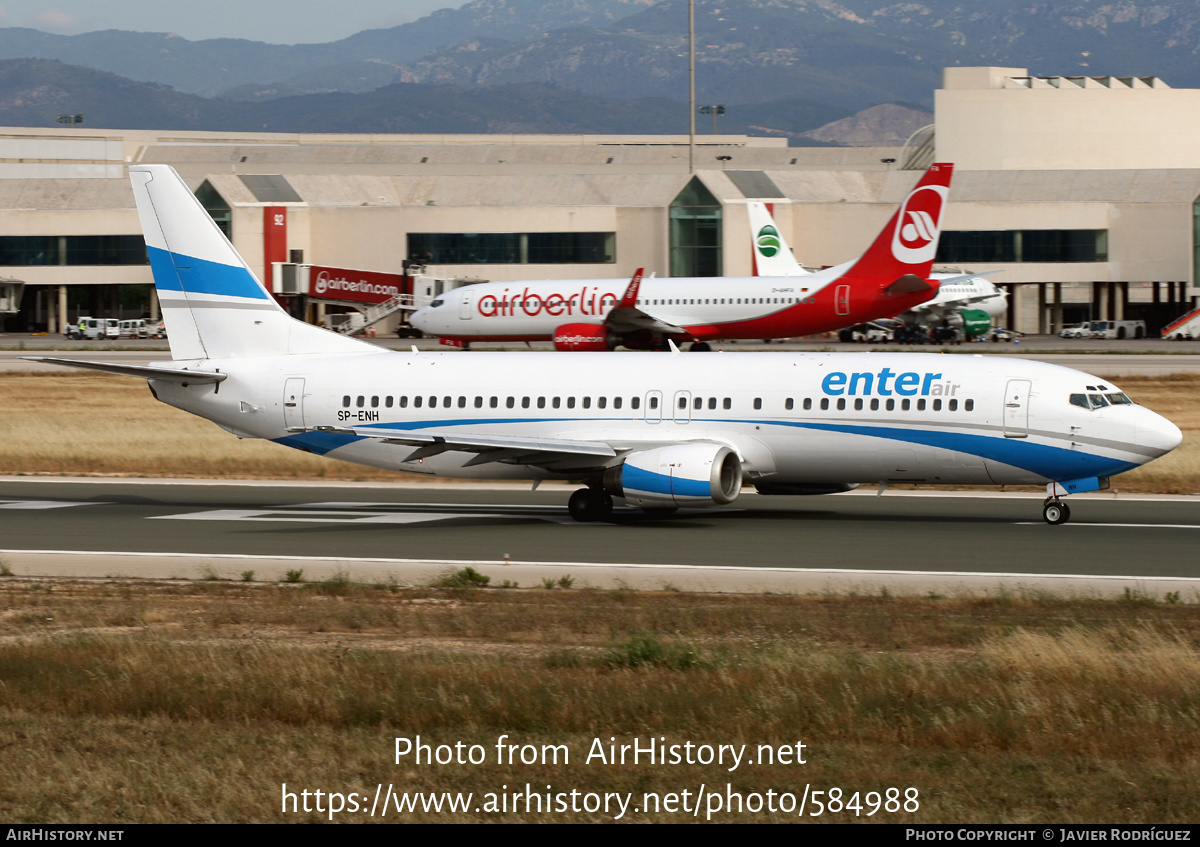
[3,478,1200,597]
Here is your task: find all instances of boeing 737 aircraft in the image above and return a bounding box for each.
[31,165,1181,526]
[745,200,1008,337]
[409,164,955,351]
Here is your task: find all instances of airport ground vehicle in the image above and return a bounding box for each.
[67,317,120,340]
[1089,320,1145,339]
[31,165,1183,526]
[118,319,149,338]
[1059,323,1091,338]
[838,322,895,343]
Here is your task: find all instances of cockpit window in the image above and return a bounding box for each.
[429,299,444,308]
[1072,391,1130,410]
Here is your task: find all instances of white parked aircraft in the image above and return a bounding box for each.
[31,165,1181,525]
[745,200,1007,337]
[410,164,955,351]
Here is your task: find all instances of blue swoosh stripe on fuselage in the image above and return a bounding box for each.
[274,431,363,455]
[147,245,270,300]
[276,416,1139,481]
[770,420,1138,480]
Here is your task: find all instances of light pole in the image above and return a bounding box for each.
[698,104,725,134]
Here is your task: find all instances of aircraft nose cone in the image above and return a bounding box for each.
[1137,414,1183,455]
[409,308,431,331]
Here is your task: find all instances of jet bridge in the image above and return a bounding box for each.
[0,278,23,314]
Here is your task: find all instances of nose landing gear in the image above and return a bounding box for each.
[1043,498,1071,525]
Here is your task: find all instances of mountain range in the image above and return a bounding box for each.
[0,1,1193,139]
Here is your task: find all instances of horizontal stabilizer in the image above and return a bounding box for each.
[884,274,935,294]
[23,357,228,384]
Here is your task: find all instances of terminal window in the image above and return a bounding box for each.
[0,235,149,266]
[936,230,1107,263]
[408,232,615,264]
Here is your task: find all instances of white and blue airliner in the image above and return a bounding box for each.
[32,165,1182,524]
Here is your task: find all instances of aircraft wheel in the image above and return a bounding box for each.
[568,488,613,522]
[1043,500,1071,525]
[690,341,712,352]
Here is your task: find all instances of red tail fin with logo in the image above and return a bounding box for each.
[842,162,953,284]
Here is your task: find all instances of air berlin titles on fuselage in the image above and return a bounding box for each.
[477,286,621,319]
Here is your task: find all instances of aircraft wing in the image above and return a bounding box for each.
[602,267,686,334]
[604,308,686,335]
[22,356,228,384]
[911,291,1002,313]
[312,425,619,470]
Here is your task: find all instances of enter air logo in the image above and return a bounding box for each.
[890,184,948,265]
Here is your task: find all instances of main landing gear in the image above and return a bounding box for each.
[1043,498,1071,525]
[568,487,613,522]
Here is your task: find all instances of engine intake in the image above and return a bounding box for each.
[604,443,742,508]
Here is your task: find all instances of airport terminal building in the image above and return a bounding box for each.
[2,65,1199,338]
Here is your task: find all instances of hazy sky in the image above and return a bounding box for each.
[0,1,468,44]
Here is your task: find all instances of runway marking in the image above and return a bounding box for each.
[1015,522,1200,530]
[151,507,583,526]
[0,500,107,510]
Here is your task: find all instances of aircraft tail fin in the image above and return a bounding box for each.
[129,164,374,361]
[841,162,953,286]
[747,202,807,277]
[615,268,644,309]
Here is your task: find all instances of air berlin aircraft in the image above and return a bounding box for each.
[409,163,953,351]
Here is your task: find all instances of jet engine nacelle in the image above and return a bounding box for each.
[603,443,742,508]
[553,323,613,351]
[953,308,992,339]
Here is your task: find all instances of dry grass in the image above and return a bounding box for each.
[4,580,1200,822]
[1,371,1196,490]
[0,372,401,480]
